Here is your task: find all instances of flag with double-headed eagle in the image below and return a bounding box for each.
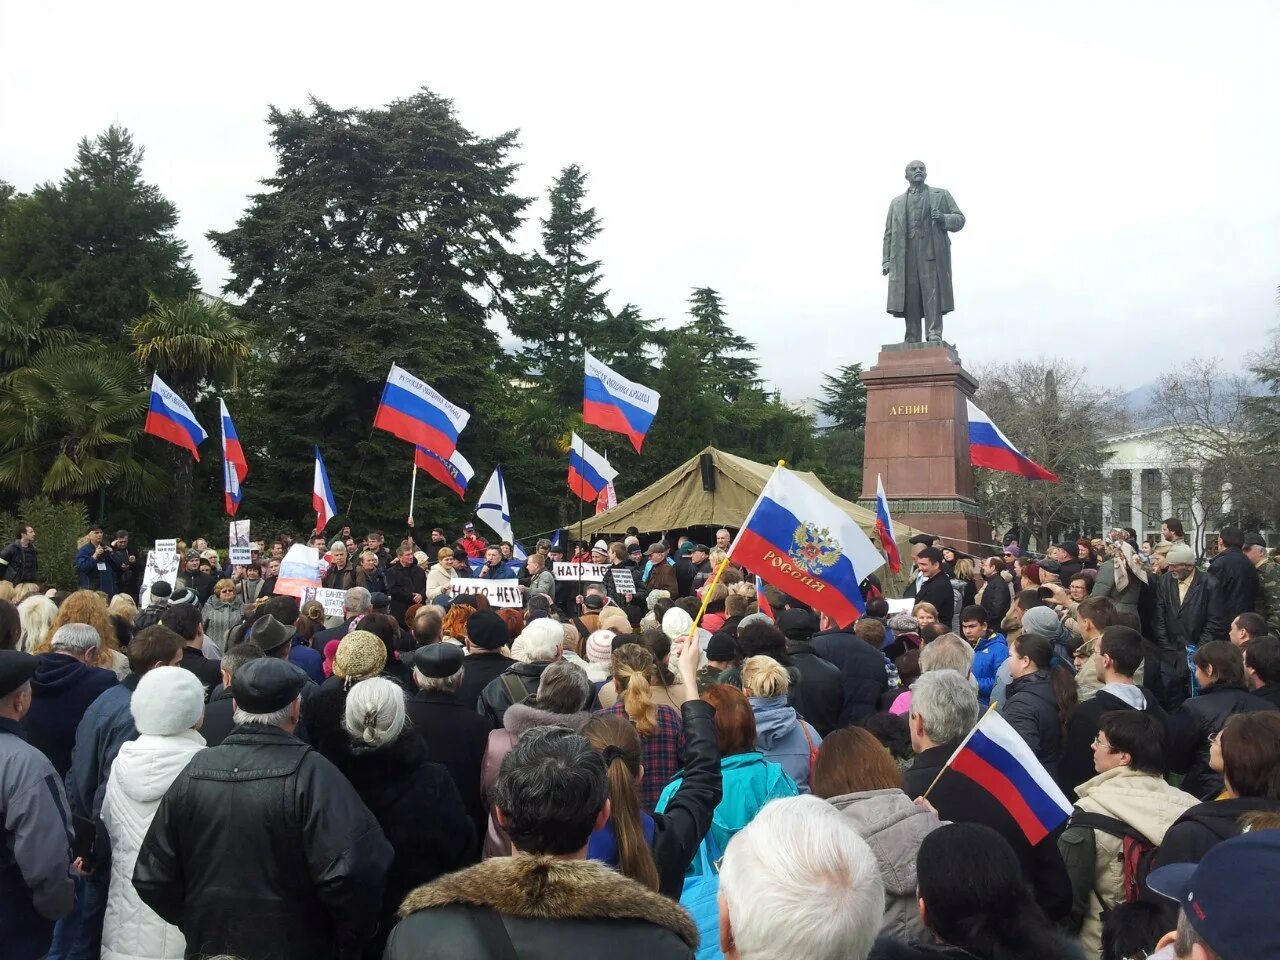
[729,466,885,628]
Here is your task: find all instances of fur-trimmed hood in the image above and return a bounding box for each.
[501,702,593,738]
[399,854,698,948]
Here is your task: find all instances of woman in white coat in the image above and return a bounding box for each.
[100,666,206,960]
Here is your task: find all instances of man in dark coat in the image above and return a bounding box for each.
[1208,527,1261,624]
[385,727,698,960]
[25,624,117,776]
[406,644,492,840]
[903,670,1071,922]
[1151,543,1229,708]
[1245,634,1280,709]
[384,543,427,626]
[913,547,955,627]
[200,641,265,748]
[132,658,393,960]
[453,610,517,710]
[810,612,890,724]
[0,522,39,584]
[776,609,843,736]
[1058,626,1165,798]
[978,555,1012,628]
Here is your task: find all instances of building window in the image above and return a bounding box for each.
[1142,469,1163,539]
[1112,470,1131,528]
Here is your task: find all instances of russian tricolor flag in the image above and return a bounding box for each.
[731,466,885,628]
[583,352,660,454]
[313,446,337,534]
[568,432,619,503]
[967,400,1059,483]
[942,709,1073,844]
[415,446,473,500]
[144,373,207,461]
[874,474,901,574]
[373,363,470,458]
[220,399,248,517]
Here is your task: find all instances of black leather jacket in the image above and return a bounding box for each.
[133,724,393,960]
[1170,684,1278,799]
[1152,570,1228,654]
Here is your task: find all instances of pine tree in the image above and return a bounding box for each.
[0,126,197,342]
[209,89,530,530]
[817,363,867,431]
[678,287,758,400]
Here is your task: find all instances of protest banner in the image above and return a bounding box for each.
[553,561,608,582]
[886,598,914,615]
[139,539,180,602]
[229,520,251,548]
[446,578,524,608]
[229,546,253,565]
[609,567,636,595]
[304,587,347,617]
[276,545,322,599]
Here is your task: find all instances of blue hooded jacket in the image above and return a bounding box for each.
[972,631,1010,706]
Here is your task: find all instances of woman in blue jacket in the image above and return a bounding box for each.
[739,655,822,793]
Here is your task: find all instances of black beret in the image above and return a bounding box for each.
[369,592,391,610]
[1037,557,1063,574]
[0,650,38,699]
[466,610,509,650]
[1244,531,1267,549]
[413,643,464,678]
[705,632,736,662]
[776,608,819,640]
[230,658,307,713]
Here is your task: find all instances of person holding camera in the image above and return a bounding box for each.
[75,526,123,595]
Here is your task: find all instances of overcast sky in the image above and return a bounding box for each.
[3,0,1277,401]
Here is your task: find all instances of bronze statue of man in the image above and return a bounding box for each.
[882,161,965,344]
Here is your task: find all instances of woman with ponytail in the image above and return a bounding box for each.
[328,678,476,958]
[1004,631,1078,780]
[870,822,1083,960]
[584,634,722,897]
[597,642,685,808]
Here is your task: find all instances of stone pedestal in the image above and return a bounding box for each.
[858,342,992,550]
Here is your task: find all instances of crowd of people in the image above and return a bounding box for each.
[1,515,1278,960]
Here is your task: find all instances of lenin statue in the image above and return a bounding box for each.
[882,161,965,344]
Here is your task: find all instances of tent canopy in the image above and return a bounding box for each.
[577,446,921,546]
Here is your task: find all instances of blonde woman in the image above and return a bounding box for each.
[108,594,138,622]
[595,642,683,809]
[17,595,57,654]
[742,655,822,794]
[11,582,41,605]
[42,590,128,678]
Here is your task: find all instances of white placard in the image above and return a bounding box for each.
[229,520,251,548]
[554,562,608,582]
[309,587,347,617]
[609,568,637,595]
[446,578,524,608]
[886,598,914,615]
[139,540,180,602]
[229,546,253,565]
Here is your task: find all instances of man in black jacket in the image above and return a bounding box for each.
[0,522,38,584]
[913,547,954,627]
[1151,542,1228,708]
[199,641,264,748]
[407,643,492,840]
[1059,625,1165,798]
[903,670,1071,922]
[386,727,699,960]
[133,658,393,960]
[776,609,843,736]
[476,618,562,728]
[1245,634,1280,708]
[809,612,889,724]
[384,543,427,626]
[1208,526,1261,624]
[978,555,1011,628]
[454,610,517,710]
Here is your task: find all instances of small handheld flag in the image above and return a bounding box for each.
[936,709,1073,845]
[373,363,470,458]
[144,373,207,460]
[874,474,901,574]
[583,352,661,453]
[312,446,337,534]
[476,467,515,544]
[568,432,619,503]
[221,399,248,517]
[415,446,473,500]
[731,465,885,628]
[967,400,1059,483]
[594,480,618,516]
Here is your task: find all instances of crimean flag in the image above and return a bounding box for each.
[967,400,1059,483]
[940,709,1073,844]
[144,373,207,460]
[313,446,337,534]
[221,399,248,517]
[583,351,660,453]
[874,474,901,573]
[415,446,473,500]
[373,363,470,459]
[568,432,619,503]
[730,465,885,628]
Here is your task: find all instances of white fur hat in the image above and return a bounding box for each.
[130,665,205,736]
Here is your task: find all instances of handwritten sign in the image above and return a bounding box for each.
[229,547,253,566]
[886,598,914,615]
[304,587,347,617]
[609,568,637,595]
[446,578,523,608]
[139,539,180,602]
[154,538,178,555]
[554,562,608,582]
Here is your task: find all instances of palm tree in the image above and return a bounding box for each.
[129,292,252,531]
[0,279,72,371]
[0,344,166,502]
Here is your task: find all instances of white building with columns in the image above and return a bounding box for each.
[1099,425,1225,552]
